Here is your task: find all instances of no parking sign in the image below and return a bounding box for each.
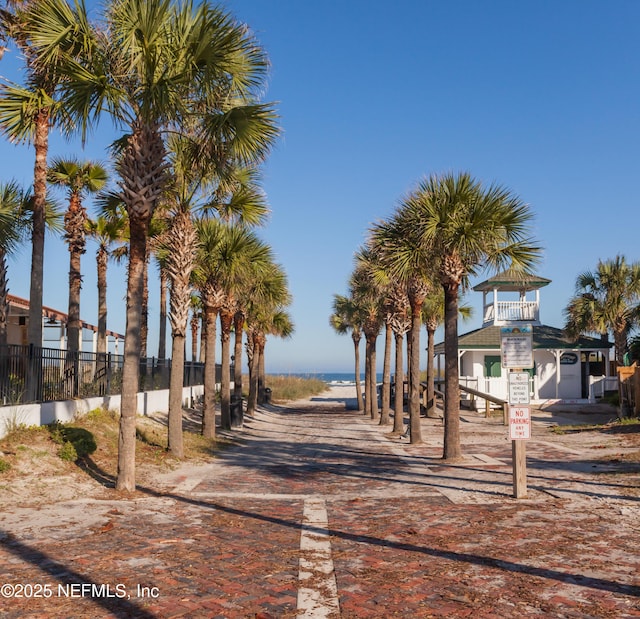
[509,406,531,440]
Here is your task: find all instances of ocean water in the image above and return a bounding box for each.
[281,372,382,386]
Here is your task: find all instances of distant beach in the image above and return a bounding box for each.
[269,372,381,387]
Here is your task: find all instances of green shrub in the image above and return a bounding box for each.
[0,458,11,472]
[48,423,97,460]
[58,441,78,462]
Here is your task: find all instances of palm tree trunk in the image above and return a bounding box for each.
[352,333,364,411]
[364,337,371,417]
[367,334,379,421]
[96,245,108,357]
[158,269,168,360]
[25,110,49,403]
[199,318,206,363]
[0,252,8,348]
[67,245,82,354]
[426,326,437,418]
[220,310,233,429]
[379,322,392,424]
[117,217,147,492]
[408,304,423,444]
[168,331,185,457]
[202,305,217,438]
[190,312,199,362]
[443,282,461,460]
[247,331,259,415]
[233,311,243,398]
[27,109,49,350]
[140,256,149,359]
[257,335,266,404]
[392,331,405,434]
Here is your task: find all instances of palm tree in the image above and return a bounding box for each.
[244,262,291,413]
[86,213,125,359]
[384,283,411,434]
[55,0,277,490]
[157,205,199,457]
[193,218,226,439]
[397,172,541,460]
[330,294,365,412]
[370,216,433,443]
[47,157,107,355]
[0,0,94,349]
[564,255,640,366]
[217,227,273,429]
[349,256,384,421]
[0,180,29,347]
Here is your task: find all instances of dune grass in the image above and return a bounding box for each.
[265,375,328,402]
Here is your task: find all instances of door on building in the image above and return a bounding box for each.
[484,355,502,377]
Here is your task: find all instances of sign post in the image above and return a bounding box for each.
[501,326,533,499]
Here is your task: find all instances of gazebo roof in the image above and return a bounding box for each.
[434,324,611,354]
[472,269,552,292]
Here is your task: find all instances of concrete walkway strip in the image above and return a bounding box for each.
[297,497,340,619]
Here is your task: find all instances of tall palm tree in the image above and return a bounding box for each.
[349,256,384,421]
[397,172,541,460]
[54,0,277,490]
[330,294,364,412]
[86,213,124,360]
[193,218,226,439]
[217,227,273,429]
[0,0,94,404]
[0,180,29,347]
[157,204,199,457]
[47,157,107,355]
[370,216,433,443]
[384,283,411,434]
[564,255,640,366]
[244,262,291,413]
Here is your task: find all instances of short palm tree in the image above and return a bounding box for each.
[397,171,541,460]
[349,256,384,421]
[564,255,640,366]
[48,157,107,355]
[330,294,365,412]
[86,212,126,359]
[244,262,292,413]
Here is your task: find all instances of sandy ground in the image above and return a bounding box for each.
[0,384,637,538]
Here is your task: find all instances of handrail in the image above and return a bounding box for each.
[434,379,508,424]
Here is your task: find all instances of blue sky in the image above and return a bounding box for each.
[1,0,639,373]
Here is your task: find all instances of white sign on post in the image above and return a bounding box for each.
[509,405,531,440]
[508,371,530,405]
[501,325,533,369]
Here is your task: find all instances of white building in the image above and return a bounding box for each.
[434,270,613,406]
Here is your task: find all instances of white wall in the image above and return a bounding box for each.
[460,348,585,401]
[0,384,204,439]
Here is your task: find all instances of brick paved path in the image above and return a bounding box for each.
[1,393,639,618]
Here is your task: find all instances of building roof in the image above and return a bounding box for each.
[8,294,124,339]
[472,269,552,292]
[434,324,612,354]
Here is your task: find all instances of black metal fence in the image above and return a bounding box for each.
[0,344,219,405]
